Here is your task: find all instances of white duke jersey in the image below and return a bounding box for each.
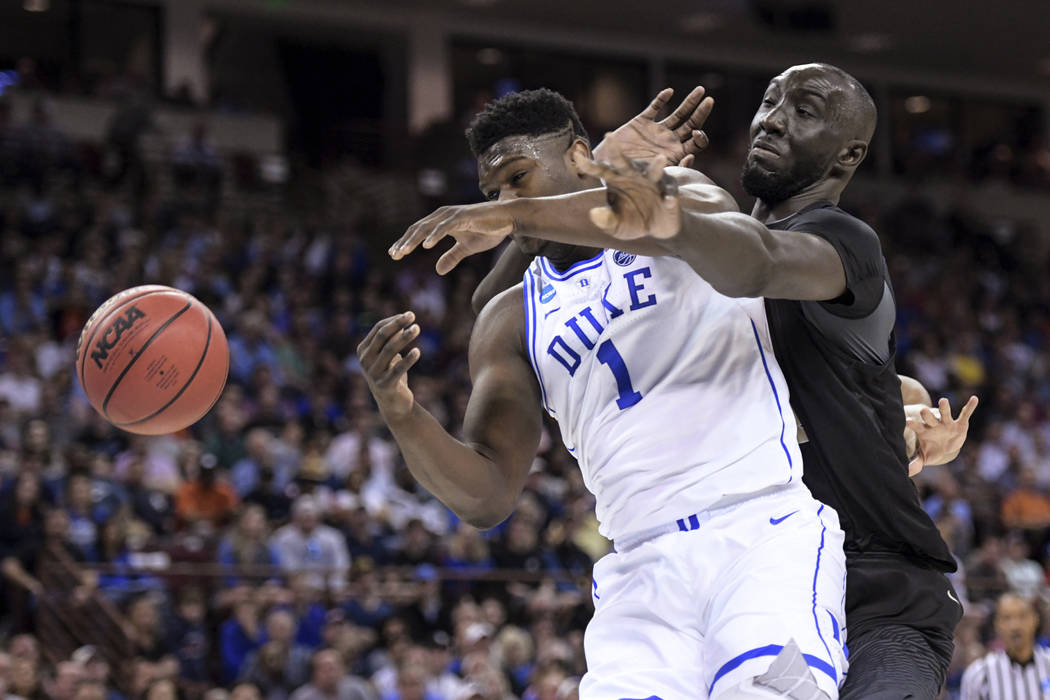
[522,250,805,543]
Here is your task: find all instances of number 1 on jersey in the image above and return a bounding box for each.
[596,339,642,409]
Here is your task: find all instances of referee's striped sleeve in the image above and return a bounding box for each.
[960,655,989,700]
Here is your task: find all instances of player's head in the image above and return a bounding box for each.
[467,89,597,256]
[742,63,876,206]
[994,592,1039,658]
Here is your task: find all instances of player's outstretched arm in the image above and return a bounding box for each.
[574,148,847,300]
[391,165,737,275]
[356,294,542,528]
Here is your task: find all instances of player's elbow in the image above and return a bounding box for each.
[713,240,775,298]
[458,497,515,530]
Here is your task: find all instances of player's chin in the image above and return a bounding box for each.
[513,236,548,256]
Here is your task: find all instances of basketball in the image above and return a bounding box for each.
[74,285,230,435]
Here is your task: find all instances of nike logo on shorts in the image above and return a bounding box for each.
[769,511,799,526]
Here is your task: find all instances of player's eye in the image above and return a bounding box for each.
[485,190,499,201]
[761,97,776,106]
[796,106,812,117]
[510,170,528,185]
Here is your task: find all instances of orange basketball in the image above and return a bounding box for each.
[74,285,230,435]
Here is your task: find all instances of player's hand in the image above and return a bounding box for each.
[906,395,979,476]
[593,86,712,169]
[356,312,422,421]
[390,202,515,275]
[573,148,681,240]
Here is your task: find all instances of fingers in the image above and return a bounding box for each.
[384,347,422,381]
[573,153,622,182]
[682,130,709,159]
[958,395,979,423]
[436,242,472,276]
[919,406,940,427]
[646,155,670,184]
[357,311,412,358]
[663,86,706,132]
[357,312,417,374]
[370,321,420,377]
[390,208,455,260]
[639,88,674,121]
[675,96,714,140]
[908,456,925,477]
[680,154,695,169]
[589,204,623,232]
[905,417,929,434]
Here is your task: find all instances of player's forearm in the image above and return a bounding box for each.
[382,402,518,528]
[508,181,731,255]
[472,245,532,316]
[509,188,668,255]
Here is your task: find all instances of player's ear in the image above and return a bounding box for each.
[838,139,868,169]
[566,138,592,178]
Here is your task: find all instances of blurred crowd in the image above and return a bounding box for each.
[0,84,1049,700]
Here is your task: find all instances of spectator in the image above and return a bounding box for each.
[270,496,350,594]
[9,655,43,700]
[1001,468,1050,554]
[231,684,263,700]
[960,593,1050,699]
[999,533,1044,599]
[233,428,296,501]
[126,594,177,667]
[73,681,108,700]
[218,504,281,576]
[239,608,313,692]
[289,649,375,700]
[175,453,239,532]
[169,587,211,683]
[44,661,82,700]
[220,587,265,684]
[64,471,102,560]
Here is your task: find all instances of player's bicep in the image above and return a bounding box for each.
[760,229,848,301]
[463,287,543,491]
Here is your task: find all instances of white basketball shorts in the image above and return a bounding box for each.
[580,482,848,699]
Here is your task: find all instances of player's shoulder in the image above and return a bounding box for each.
[787,203,878,240]
[471,283,527,358]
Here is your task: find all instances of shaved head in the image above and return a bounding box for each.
[777,63,877,143]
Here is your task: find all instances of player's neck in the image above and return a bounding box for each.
[544,244,602,273]
[752,184,842,224]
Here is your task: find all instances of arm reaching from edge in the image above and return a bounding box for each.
[356,295,542,528]
[575,151,847,300]
[905,396,979,476]
[392,165,738,276]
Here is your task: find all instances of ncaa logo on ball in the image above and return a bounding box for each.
[91,306,147,369]
[540,284,556,303]
[613,251,636,266]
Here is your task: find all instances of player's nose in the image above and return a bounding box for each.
[759,106,787,135]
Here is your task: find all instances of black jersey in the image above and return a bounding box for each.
[763,201,955,571]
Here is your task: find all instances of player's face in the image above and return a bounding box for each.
[478,131,588,256]
[742,66,850,204]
